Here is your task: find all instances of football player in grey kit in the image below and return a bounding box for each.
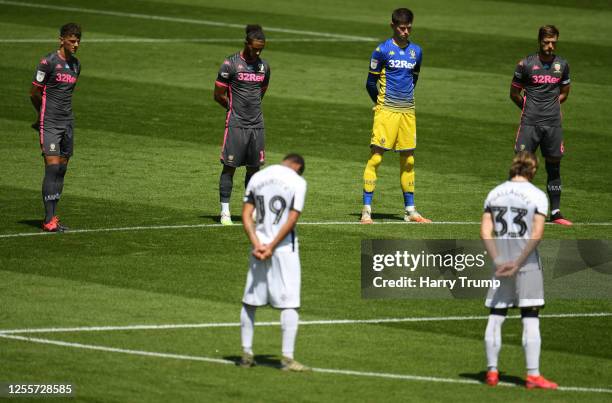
[510,25,572,226]
[214,24,271,225]
[30,23,82,232]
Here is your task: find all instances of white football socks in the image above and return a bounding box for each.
[221,202,230,215]
[485,314,506,370]
[522,317,541,376]
[240,304,256,355]
[281,308,299,359]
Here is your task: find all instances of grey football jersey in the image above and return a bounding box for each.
[216,52,270,128]
[512,53,570,126]
[32,51,81,123]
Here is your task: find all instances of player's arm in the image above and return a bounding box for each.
[413,48,422,87]
[496,214,545,278]
[214,60,232,109]
[559,63,570,104]
[30,84,43,113]
[510,84,524,110]
[29,83,44,131]
[214,83,229,109]
[365,73,379,103]
[261,64,270,99]
[559,84,570,104]
[366,48,384,104]
[510,60,526,109]
[264,209,301,256]
[480,211,502,266]
[242,201,266,259]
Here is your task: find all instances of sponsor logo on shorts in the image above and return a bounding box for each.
[36,71,45,82]
[228,155,234,161]
[520,144,526,151]
[50,143,56,151]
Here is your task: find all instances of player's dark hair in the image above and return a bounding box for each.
[60,23,82,39]
[538,25,559,41]
[283,153,305,175]
[392,8,414,24]
[245,24,265,43]
[509,151,538,181]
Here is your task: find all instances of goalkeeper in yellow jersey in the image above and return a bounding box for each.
[361,8,431,224]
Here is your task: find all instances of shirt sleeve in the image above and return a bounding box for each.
[483,191,493,213]
[414,47,422,75]
[262,63,270,89]
[511,59,526,89]
[291,180,307,213]
[534,191,549,217]
[215,59,232,87]
[32,57,53,87]
[561,62,570,85]
[244,187,255,205]
[369,46,385,75]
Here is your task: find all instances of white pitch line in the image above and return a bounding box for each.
[0,1,376,42]
[1,220,611,239]
[0,38,372,44]
[0,312,609,335]
[0,333,610,393]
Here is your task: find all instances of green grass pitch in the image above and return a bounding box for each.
[0,0,610,401]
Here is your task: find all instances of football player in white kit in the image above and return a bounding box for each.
[480,151,557,389]
[239,154,309,371]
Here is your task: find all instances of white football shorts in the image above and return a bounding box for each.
[485,267,545,308]
[242,250,301,309]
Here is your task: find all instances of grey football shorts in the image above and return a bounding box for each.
[40,121,73,158]
[515,124,564,159]
[220,126,265,168]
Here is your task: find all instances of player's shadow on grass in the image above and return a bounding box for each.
[18,219,42,229]
[460,371,525,386]
[224,354,282,369]
[348,212,401,221]
[200,214,242,224]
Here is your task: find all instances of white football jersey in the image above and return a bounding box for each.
[484,180,548,270]
[244,165,307,252]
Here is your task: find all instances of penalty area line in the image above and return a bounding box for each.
[0,333,610,393]
[0,220,611,238]
[0,312,609,335]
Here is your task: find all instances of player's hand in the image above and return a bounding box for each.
[252,244,272,260]
[495,261,520,278]
[256,244,273,261]
[31,121,40,132]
